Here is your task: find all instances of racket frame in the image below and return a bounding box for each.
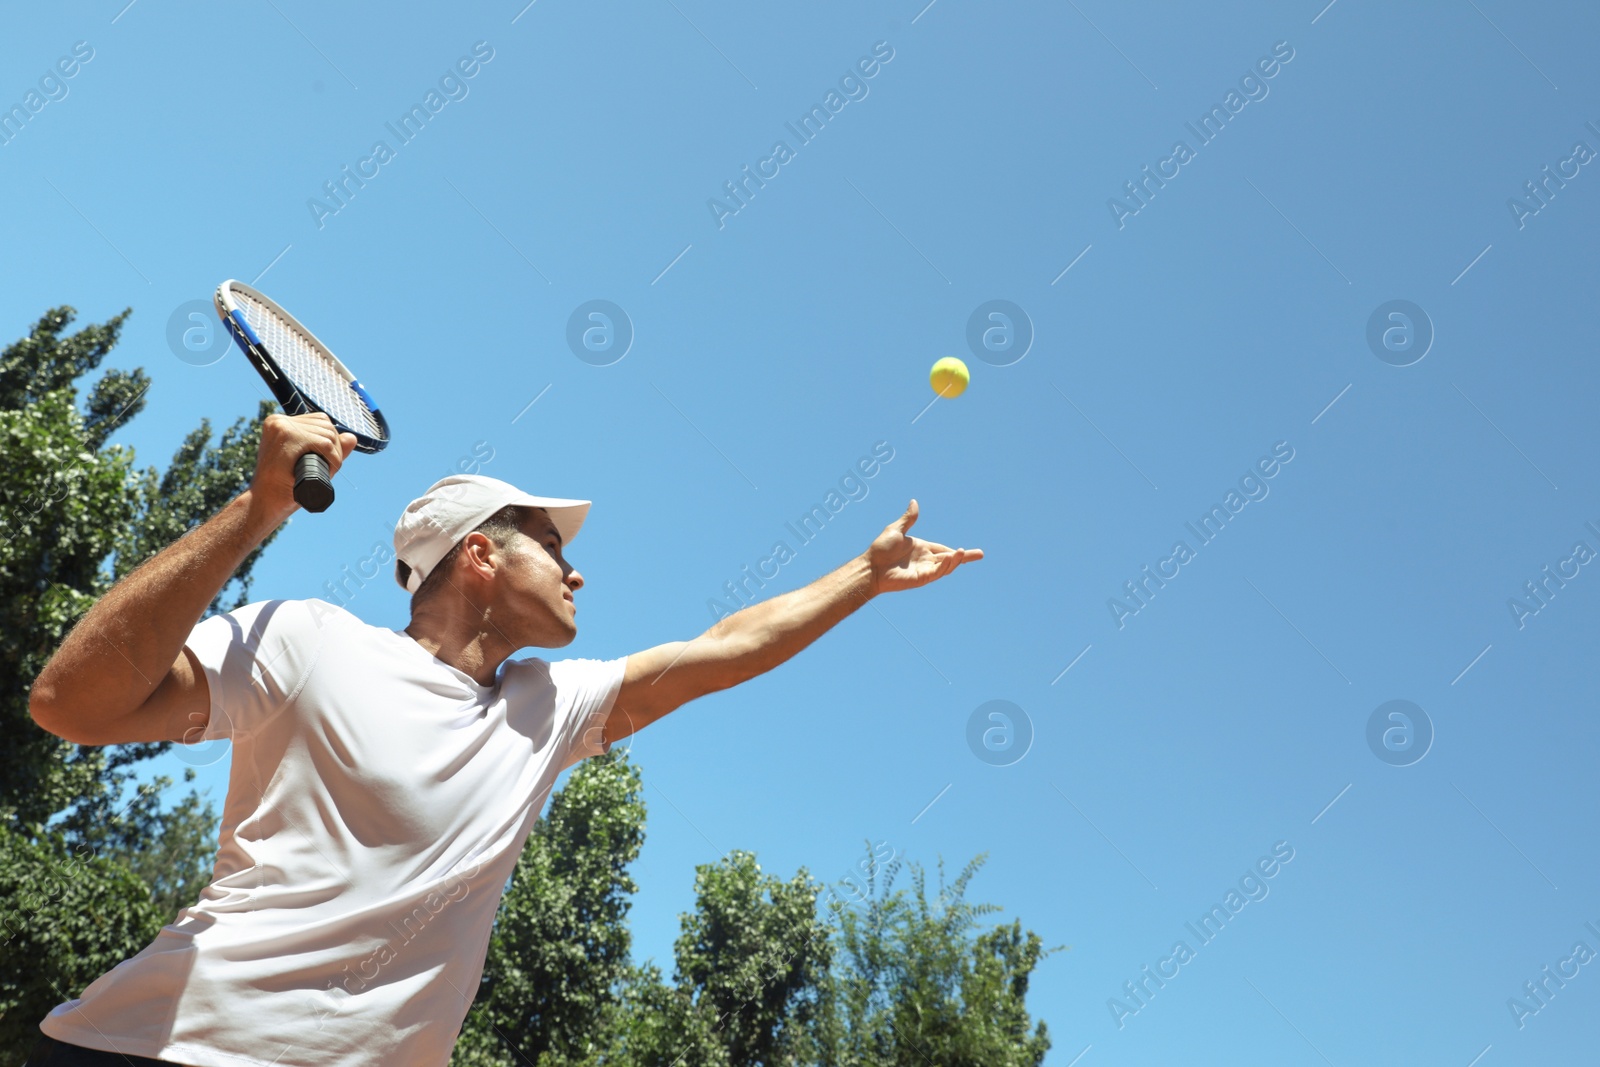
[213,280,390,454]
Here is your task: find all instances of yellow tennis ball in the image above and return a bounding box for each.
[930,357,969,398]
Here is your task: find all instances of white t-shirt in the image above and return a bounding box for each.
[40,598,627,1067]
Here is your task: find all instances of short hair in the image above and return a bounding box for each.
[399,504,528,611]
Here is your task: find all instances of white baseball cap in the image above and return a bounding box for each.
[393,474,591,594]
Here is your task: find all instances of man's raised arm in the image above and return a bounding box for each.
[606,498,982,742]
[28,413,355,746]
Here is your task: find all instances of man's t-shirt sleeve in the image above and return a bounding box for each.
[183,599,325,742]
[546,656,628,771]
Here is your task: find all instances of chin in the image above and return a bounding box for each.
[519,623,576,650]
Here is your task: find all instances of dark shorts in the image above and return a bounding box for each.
[24,1034,186,1066]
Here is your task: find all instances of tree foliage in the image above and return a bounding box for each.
[666,849,834,1065]
[0,305,273,1056]
[812,851,1063,1066]
[0,824,164,1063]
[0,305,273,840]
[452,750,649,1067]
[451,750,1063,1067]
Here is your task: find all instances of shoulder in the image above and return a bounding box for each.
[198,596,334,618]
[191,598,361,644]
[504,654,553,683]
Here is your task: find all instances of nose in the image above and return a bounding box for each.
[564,566,583,593]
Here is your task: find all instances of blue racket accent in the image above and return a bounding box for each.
[228,309,263,347]
[349,378,378,411]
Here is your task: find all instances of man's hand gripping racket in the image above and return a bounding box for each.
[214,280,390,513]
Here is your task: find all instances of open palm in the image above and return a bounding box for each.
[866,499,983,595]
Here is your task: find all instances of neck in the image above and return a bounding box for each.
[403,610,514,688]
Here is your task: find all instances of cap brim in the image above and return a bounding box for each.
[508,493,591,549]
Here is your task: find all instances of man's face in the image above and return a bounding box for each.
[484,507,584,648]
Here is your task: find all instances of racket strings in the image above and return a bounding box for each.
[232,289,384,442]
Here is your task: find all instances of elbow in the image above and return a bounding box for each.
[28,679,81,742]
[28,681,63,737]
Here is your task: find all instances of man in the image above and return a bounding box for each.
[25,412,983,1066]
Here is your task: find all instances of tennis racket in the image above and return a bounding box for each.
[214,280,390,513]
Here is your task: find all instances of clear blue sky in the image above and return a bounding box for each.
[6,0,1600,1062]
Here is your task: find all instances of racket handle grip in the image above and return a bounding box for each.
[294,452,335,513]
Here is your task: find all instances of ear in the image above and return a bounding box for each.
[459,531,501,580]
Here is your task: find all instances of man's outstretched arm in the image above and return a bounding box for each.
[28,413,355,746]
[605,499,981,743]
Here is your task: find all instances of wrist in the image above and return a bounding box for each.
[238,487,295,539]
[852,552,879,601]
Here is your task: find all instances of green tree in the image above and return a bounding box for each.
[0,305,275,1055]
[0,823,164,1063]
[667,850,834,1066]
[0,304,274,840]
[583,848,835,1067]
[600,960,732,1067]
[814,850,1063,1067]
[450,762,1060,1067]
[98,766,230,924]
[452,750,649,1067]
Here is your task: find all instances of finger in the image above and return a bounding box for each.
[306,427,343,473]
[326,433,357,476]
[894,499,919,533]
